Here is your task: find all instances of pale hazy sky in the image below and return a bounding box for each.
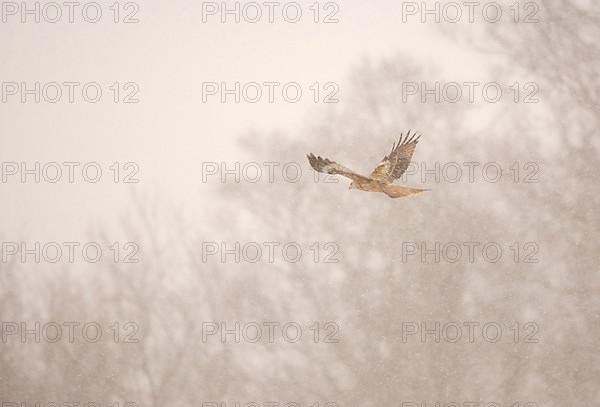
[0,0,503,239]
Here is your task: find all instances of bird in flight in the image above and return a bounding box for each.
[307,130,428,199]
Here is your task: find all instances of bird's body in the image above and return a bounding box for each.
[350,176,385,192]
[307,130,428,199]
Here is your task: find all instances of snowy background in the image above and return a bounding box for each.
[1,0,599,406]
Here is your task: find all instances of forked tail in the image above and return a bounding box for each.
[383,185,429,199]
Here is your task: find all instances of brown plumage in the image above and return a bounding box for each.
[307,130,428,199]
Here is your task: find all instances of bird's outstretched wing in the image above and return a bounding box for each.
[307,153,371,183]
[369,130,420,183]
